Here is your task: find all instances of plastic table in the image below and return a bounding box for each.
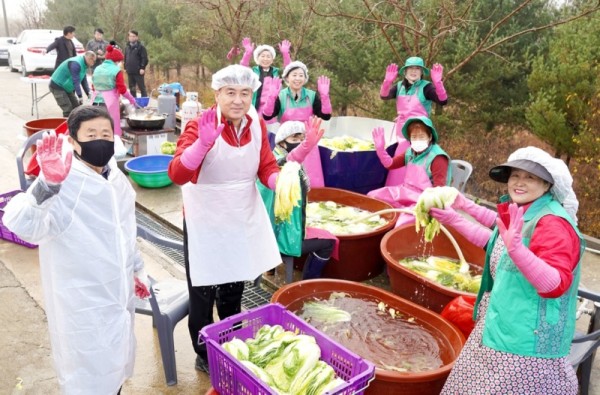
[20,76,51,119]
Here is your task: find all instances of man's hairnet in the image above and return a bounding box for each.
[282,61,309,83]
[211,65,261,92]
[506,146,579,223]
[275,121,305,144]
[253,45,276,64]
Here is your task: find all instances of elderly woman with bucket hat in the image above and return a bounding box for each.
[367,115,451,227]
[379,56,449,186]
[237,37,292,115]
[427,146,583,395]
[261,61,332,187]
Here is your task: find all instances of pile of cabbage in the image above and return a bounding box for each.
[306,201,388,235]
[160,141,176,155]
[399,256,481,293]
[319,136,374,152]
[274,161,302,223]
[222,324,345,395]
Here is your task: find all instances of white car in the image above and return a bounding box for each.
[0,36,16,63]
[7,29,84,76]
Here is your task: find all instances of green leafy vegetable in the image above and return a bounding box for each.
[414,187,459,242]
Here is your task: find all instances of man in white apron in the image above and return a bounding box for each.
[167,65,281,373]
[4,106,150,394]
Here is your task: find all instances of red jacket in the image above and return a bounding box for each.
[497,202,580,298]
[168,110,279,186]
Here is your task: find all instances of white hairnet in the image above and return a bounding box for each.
[507,146,579,223]
[211,64,261,92]
[275,121,305,144]
[253,45,276,64]
[282,61,309,83]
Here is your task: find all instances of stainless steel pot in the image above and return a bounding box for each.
[125,114,167,130]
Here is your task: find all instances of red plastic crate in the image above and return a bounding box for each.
[0,190,37,248]
[199,303,375,395]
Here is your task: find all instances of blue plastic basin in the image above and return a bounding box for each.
[124,154,173,188]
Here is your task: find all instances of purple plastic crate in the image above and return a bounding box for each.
[200,303,375,395]
[0,190,37,248]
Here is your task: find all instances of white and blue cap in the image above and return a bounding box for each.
[211,64,261,92]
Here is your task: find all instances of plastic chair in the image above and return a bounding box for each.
[135,224,189,386]
[449,159,473,193]
[16,130,46,191]
[568,287,600,395]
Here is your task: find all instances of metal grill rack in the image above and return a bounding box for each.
[135,206,273,310]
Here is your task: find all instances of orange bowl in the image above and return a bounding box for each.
[271,279,465,395]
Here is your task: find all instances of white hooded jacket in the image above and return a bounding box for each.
[4,157,141,394]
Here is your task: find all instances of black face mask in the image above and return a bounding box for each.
[284,141,301,152]
[75,139,115,167]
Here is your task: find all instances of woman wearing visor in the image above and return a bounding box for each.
[427,146,583,395]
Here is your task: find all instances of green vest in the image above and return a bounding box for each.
[51,56,87,94]
[276,87,316,121]
[397,79,432,115]
[92,60,120,104]
[252,66,280,108]
[475,193,584,358]
[257,146,306,257]
[404,144,452,185]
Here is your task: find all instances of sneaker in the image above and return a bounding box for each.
[195,355,210,374]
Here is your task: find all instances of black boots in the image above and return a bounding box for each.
[302,253,329,280]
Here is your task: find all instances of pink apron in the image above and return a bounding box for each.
[385,92,429,186]
[367,160,432,227]
[280,96,325,187]
[91,89,123,136]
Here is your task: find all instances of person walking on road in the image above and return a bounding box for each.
[46,26,77,70]
[124,30,148,98]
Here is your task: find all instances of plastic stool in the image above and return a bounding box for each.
[134,278,189,386]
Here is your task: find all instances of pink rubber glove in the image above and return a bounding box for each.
[429,207,492,249]
[134,268,151,299]
[451,191,497,228]
[123,91,136,106]
[380,63,398,97]
[261,77,281,117]
[430,63,447,101]
[180,109,225,170]
[267,172,279,190]
[227,46,240,61]
[240,37,254,66]
[496,203,560,293]
[278,39,292,67]
[317,76,332,114]
[37,131,73,185]
[288,116,325,164]
[372,127,392,168]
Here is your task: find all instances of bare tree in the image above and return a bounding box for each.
[97,0,139,44]
[18,0,45,29]
[307,0,600,79]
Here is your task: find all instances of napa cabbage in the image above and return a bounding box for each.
[414,187,459,242]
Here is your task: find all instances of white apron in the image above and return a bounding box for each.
[182,115,281,286]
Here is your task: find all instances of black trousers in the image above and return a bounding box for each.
[127,73,147,97]
[183,221,245,358]
[301,237,335,258]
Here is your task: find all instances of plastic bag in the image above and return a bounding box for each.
[441,295,477,338]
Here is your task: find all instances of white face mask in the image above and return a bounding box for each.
[411,139,429,153]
